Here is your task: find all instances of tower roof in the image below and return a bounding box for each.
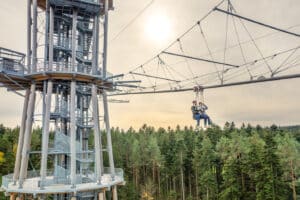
[37,0,113,15]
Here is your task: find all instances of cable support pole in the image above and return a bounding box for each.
[162,51,239,68]
[111,73,300,96]
[214,8,300,38]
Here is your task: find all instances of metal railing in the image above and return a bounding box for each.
[35,61,98,75]
[0,59,24,75]
[0,47,25,75]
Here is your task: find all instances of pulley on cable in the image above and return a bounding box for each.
[191,86,211,128]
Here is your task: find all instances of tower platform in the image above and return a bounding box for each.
[2,168,124,195]
[0,47,115,92]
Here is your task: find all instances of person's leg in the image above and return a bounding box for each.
[195,114,201,126]
[207,116,211,125]
[203,113,211,125]
[197,114,202,126]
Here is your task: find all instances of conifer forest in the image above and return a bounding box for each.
[0,123,299,200]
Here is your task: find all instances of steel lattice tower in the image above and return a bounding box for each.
[0,0,124,199]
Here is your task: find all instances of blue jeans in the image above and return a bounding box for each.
[195,113,211,126]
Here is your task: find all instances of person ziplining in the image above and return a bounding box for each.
[191,86,211,127]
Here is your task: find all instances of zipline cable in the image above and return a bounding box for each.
[109,0,155,43]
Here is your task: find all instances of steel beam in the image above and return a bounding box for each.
[111,73,300,96]
[162,51,239,68]
[105,74,124,80]
[214,8,300,38]
[130,71,180,82]
[115,80,142,84]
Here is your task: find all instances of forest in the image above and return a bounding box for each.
[0,123,299,200]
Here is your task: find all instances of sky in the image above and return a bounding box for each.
[0,0,300,130]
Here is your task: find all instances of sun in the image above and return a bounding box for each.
[145,13,172,43]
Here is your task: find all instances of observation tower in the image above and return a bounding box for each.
[0,0,124,199]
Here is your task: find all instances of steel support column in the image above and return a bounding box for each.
[43,0,49,71]
[27,0,32,72]
[32,0,38,72]
[70,80,77,186]
[102,0,109,77]
[48,6,54,71]
[71,10,78,72]
[92,16,99,74]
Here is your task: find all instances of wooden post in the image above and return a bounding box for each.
[19,83,36,188]
[9,194,15,200]
[98,191,106,200]
[40,80,53,188]
[16,195,24,200]
[92,84,102,183]
[112,186,118,200]
[102,92,115,178]
[13,89,30,183]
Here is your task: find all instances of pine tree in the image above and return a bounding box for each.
[275,134,300,200]
[194,136,217,199]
